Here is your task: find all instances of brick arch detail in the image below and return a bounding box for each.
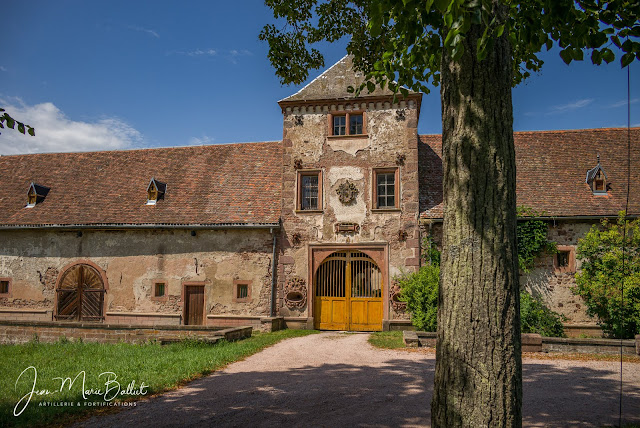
[55,260,109,291]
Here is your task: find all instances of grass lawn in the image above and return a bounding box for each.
[0,329,318,428]
[367,330,406,349]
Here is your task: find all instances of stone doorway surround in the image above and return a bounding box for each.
[307,242,389,330]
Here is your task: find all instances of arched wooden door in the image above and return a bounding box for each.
[314,251,383,331]
[56,264,105,322]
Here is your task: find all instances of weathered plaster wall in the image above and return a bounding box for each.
[521,220,595,324]
[0,229,274,322]
[419,219,597,324]
[278,98,422,321]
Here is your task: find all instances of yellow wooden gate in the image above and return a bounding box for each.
[314,251,383,331]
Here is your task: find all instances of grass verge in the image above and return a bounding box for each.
[0,329,318,428]
[367,331,405,349]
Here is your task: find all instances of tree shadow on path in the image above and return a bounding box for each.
[77,358,640,428]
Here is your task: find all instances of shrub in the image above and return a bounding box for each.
[573,213,640,338]
[520,291,566,337]
[397,264,440,331]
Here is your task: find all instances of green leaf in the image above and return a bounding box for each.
[601,48,615,64]
[434,0,449,13]
[572,48,584,61]
[27,126,35,136]
[591,49,602,65]
[621,52,635,68]
[5,114,15,129]
[347,86,355,93]
[17,122,25,134]
[495,24,504,38]
[366,81,375,93]
[559,49,573,64]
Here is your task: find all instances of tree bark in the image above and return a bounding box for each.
[431,5,522,427]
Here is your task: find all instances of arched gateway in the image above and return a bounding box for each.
[314,250,383,331]
[55,263,106,322]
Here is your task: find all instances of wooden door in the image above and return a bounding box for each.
[185,285,204,325]
[56,264,105,322]
[314,251,383,331]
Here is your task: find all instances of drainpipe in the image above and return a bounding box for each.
[270,226,278,318]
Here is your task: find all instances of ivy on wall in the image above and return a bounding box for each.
[516,206,557,273]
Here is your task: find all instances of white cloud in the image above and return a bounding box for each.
[0,66,7,72]
[128,25,160,38]
[547,98,594,114]
[0,98,143,155]
[188,135,215,145]
[607,98,639,108]
[230,49,252,57]
[170,48,217,57]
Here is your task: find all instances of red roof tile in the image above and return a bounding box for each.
[420,128,640,219]
[0,142,282,226]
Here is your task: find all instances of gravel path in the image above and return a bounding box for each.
[75,332,640,428]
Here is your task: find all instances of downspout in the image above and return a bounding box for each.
[270,225,278,317]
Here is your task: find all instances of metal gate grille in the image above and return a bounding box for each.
[56,264,105,322]
[314,251,383,331]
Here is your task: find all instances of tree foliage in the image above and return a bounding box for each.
[520,291,566,337]
[0,108,35,136]
[516,206,556,273]
[573,213,640,338]
[261,0,640,95]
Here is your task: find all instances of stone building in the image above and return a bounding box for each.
[0,56,638,335]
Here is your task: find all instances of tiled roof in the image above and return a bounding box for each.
[420,128,640,219]
[0,142,282,226]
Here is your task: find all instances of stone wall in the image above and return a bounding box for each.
[0,228,275,323]
[520,220,596,324]
[0,320,252,344]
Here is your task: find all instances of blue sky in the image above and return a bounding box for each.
[0,1,638,155]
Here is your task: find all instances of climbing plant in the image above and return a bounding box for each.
[517,206,556,273]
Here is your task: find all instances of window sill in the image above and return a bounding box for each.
[371,208,401,213]
[151,296,168,302]
[295,210,324,214]
[327,134,368,140]
[232,298,252,304]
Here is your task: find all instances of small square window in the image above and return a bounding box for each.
[0,280,9,294]
[237,284,248,299]
[373,169,399,210]
[554,246,575,273]
[155,282,166,298]
[297,171,322,212]
[329,112,366,136]
[233,280,252,303]
[556,252,569,268]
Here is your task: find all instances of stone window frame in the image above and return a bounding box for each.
[0,277,12,298]
[296,169,323,213]
[233,280,252,303]
[372,167,400,211]
[151,280,169,302]
[554,245,576,274]
[327,111,367,137]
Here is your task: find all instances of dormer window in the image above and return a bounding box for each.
[585,154,608,195]
[26,183,50,208]
[146,178,166,205]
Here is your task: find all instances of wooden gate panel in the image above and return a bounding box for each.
[314,250,383,331]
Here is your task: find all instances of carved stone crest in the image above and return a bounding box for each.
[284,276,307,309]
[390,282,406,312]
[336,180,358,204]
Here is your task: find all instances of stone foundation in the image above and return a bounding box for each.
[0,320,251,344]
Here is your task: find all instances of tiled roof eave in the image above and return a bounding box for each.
[0,222,281,230]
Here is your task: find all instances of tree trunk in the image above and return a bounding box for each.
[431,6,522,428]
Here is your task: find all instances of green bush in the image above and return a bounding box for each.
[573,213,640,338]
[520,291,566,337]
[397,264,440,332]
